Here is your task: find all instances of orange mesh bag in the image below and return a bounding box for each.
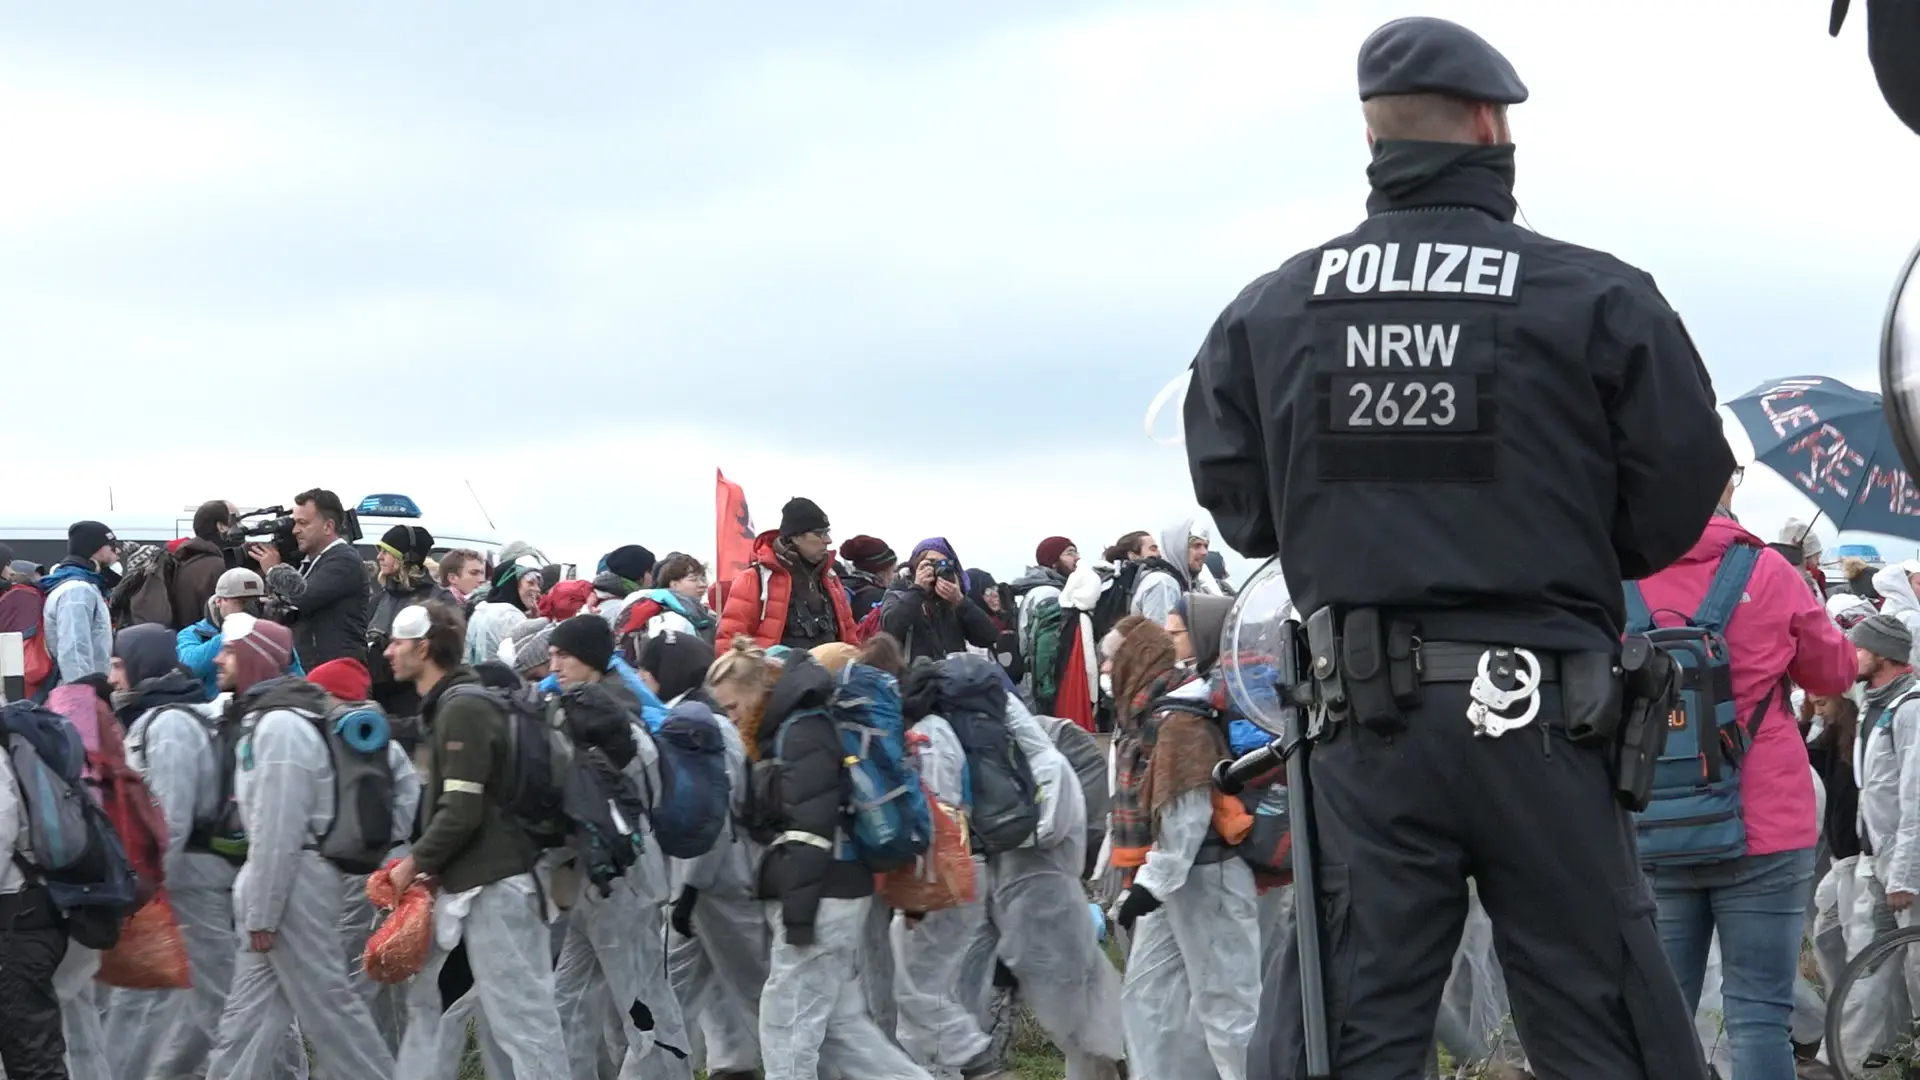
[878,791,976,914]
[97,890,191,990]
[363,862,434,985]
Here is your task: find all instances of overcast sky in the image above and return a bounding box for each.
[5,0,1918,580]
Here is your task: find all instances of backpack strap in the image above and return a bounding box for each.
[757,566,773,626]
[1693,543,1762,632]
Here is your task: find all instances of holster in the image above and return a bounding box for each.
[1612,637,1676,812]
[1561,650,1624,747]
[1335,607,1421,736]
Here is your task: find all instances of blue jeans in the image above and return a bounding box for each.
[1651,847,1816,1080]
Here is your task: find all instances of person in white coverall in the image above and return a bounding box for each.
[662,690,768,1080]
[1836,613,1920,1061]
[944,656,1127,1080]
[1108,606,1261,1080]
[205,616,417,1080]
[892,708,997,1073]
[387,602,571,1080]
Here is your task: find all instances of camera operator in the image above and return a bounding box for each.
[171,500,237,628]
[253,488,369,668]
[879,540,998,666]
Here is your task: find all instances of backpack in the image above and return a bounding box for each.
[443,683,572,848]
[563,746,648,898]
[110,549,179,630]
[938,656,1041,854]
[826,663,933,870]
[854,604,885,646]
[49,687,168,910]
[1089,562,1145,643]
[650,700,731,860]
[308,700,397,874]
[1024,596,1067,712]
[186,708,253,866]
[1041,712,1107,841]
[1624,542,1775,868]
[0,586,55,701]
[1149,691,1287,881]
[1,701,140,949]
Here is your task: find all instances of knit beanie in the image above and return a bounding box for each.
[549,614,615,674]
[637,629,715,704]
[779,497,830,538]
[223,612,295,694]
[839,535,895,574]
[308,657,373,702]
[378,525,435,567]
[493,563,533,613]
[114,623,180,686]
[1036,536,1075,569]
[600,545,657,587]
[69,521,118,561]
[506,617,556,674]
[1850,613,1913,663]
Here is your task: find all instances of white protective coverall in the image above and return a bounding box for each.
[1118,680,1262,1080]
[959,696,1127,1080]
[56,942,110,1080]
[1812,672,1920,1060]
[892,713,994,1071]
[110,701,312,1080]
[760,896,930,1080]
[553,722,692,1080]
[666,711,768,1076]
[205,704,418,1079]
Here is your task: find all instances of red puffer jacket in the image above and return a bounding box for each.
[717,531,855,649]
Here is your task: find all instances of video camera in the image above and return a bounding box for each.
[222,506,293,549]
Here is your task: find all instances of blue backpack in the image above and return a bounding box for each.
[1624,543,1778,868]
[651,700,732,860]
[826,664,932,871]
[1,702,140,949]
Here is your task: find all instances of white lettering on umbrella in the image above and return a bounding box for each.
[1788,425,1865,497]
[1758,378,1828,438]
[1859,465,1920,516]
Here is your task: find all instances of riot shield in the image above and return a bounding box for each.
[1879,239,1920,475]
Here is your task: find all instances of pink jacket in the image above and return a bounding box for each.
[1633,515,1856,856]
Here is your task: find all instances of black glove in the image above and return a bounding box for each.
[1115,885,1161,930]
[670,887,699,939]
[785,922,815,947]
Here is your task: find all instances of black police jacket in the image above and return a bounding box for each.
[1183,143,1734,651]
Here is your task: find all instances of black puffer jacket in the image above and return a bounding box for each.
[878,580,999,666]
[755,654,871,943]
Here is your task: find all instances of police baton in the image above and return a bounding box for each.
[1212,621,1334,1080]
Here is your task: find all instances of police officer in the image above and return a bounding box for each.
[1183,16,1732,1080]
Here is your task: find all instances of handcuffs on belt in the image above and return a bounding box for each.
[1465,646,1542,738]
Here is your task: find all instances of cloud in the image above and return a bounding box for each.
[4,0,1919,584]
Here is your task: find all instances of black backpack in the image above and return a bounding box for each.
[443,683,571,848]
[938,655,1041,854]
[563,746,647,898]
[110,548,180,630]
[1089,562,1145,643]
[188,708,254,866]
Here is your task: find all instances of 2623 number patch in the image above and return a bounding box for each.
[1329,375,1478,432]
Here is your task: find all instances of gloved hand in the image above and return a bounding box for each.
[671,887,700,939]
[1114,885,1161,930]
[785,922,815,947]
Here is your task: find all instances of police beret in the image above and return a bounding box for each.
[1357,17,1528,105]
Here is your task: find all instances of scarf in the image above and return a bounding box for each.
[1109,621,1225,867]
[1364,139,1517,221]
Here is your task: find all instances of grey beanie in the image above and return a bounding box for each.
[1849,613,1913,663]
[508,617,555,674]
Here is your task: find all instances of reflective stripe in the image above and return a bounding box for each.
[774,830,832,851]
[444,779,485,795]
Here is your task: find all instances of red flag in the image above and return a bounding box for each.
[714,469,756,609]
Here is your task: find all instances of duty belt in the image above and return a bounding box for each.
[1415,641,1561,684]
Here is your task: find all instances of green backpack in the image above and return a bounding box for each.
[1024,596,1066,713]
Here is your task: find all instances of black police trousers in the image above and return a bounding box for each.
[0,888,71,1080]
[1252,681,1709,1080]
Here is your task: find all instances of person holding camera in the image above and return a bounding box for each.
[169,500,239,629]
[254,488,369,669]
[879,538,999,666]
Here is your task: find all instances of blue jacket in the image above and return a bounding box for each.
[176,617,305,698]
[539,655,666,731]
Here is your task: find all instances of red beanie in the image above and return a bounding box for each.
[1036,536,1075,569]
[308,657,372,702]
